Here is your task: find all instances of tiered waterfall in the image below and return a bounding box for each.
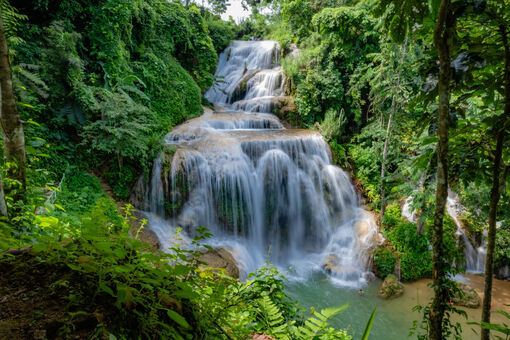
[133,41,380,286]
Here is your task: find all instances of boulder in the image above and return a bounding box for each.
[137,228,161,251]
[377,274,404,299]
[321,254,363,281]
[322,254,342,273]
[452,282,480,308]
[355,210,384,251]
[197,248,240,279]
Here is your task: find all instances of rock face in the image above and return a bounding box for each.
[452,282,480,308]
[377,274,404,299]
[197,248,240,278]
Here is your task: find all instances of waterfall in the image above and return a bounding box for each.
[135,40,380,286]
[402,192,486,273]
[446,193,486,273]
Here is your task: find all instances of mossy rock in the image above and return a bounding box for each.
[377,274,404,299]
[452,282,480,308]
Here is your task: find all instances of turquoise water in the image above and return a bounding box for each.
[285,272,510,340]
[285,272,420,339]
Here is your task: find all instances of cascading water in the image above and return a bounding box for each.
[402,192,486,273]
[134,40,380,286]
[446,192,486,273]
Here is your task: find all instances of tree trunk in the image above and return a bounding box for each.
[0,172,7,216]
[380,39,407,220]
[481,24,510,340]
[379,99,395,219]
[429,1,455,339]
[0,14,26,193]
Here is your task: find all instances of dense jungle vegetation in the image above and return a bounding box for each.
[0,0,508,339]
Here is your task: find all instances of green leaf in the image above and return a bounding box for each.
[167,309,190,329]
[100,284,115,297]
[361,308,376,340]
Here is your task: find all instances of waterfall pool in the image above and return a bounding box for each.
[286,272,510,340]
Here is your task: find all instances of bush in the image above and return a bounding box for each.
[374,248,396,278]
[382,203,432,281]
[495,224,510,269]
[1,206,358,339]
[56,168,104,214]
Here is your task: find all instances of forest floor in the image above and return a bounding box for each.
[0,253,107,340]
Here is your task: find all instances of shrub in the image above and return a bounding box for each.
[374,248,396,278]
[382,203,432,281]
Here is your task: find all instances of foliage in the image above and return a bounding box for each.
[373,248,396,278]
[381,203,464,281]
[382,203,432,281]
[348,122,402,204]
[203,12,237,53]
[1,200,363,339]
[80,88,154,170]
[282,4,380,139]
[468,305,510,339]
[9,0,225,196]
[55,168,103,214]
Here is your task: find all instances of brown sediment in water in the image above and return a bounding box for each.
[397,275,510,339]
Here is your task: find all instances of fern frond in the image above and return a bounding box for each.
[291,304,349,339]
[257,292,288,337]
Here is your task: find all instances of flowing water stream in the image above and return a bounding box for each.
[402,191,487,273]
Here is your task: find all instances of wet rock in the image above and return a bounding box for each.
[495,264,509,280]
[377,274,404,299]
[322,254,341,273]
[321,254,361,280]
[137,228,160,251]
[197,248,240,278]
[452,282,480,308]
[275,96,302,128]
[355,210,384,251]
[129,174,148,210]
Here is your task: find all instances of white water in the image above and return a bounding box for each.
[402,192,486,273]
[134,41,380,286]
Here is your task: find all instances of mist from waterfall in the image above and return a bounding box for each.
[135,40,380,287]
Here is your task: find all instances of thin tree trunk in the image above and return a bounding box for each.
[481,24,510,340]
[0,14,26,193]
[0,172,7,216]
[379,98,395,219]
[429,0,455,338]
[380,39,407,220]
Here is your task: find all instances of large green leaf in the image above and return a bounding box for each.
[361,308,376,340]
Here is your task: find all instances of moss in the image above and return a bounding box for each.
[165,170,190,218]
[215,186,248,234]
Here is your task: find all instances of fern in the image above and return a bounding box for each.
[290,304,350,340]
[58,101,87,126]
[256,291,352,340]
[257,292,288,337]
[13,64,49,99]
